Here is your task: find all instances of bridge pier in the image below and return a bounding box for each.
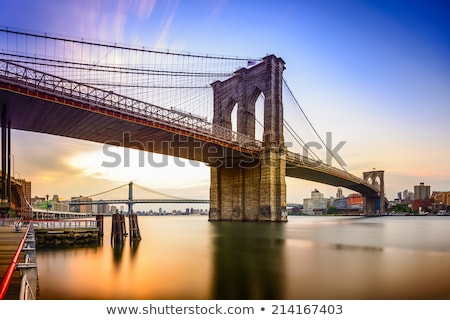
[209,148,287,222]
[362,171,386,216]
[209,55,287,222]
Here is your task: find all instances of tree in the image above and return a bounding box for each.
[327,206,340,215]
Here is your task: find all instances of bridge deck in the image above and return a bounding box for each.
[0,223,26,299]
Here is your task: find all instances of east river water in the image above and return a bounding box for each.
[35,215,450,299]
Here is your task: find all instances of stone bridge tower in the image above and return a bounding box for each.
[362,170,386,215]
[209,55,287,222]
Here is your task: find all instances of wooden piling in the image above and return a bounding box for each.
[95,215,104,237]
[111,212,126,245]
[129,213,141,241]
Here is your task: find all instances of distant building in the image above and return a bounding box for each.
[52,201,70,212]
[17,179,32,218]
[334,198,348,210]
[336,188,343,199]
[402,189,414,203]
[97,203,110,214]
[414,182,430,200]
[70,196,92,213]
[433,191,450,206]
[348,193,363,211]
[303,189,328,215]
[412,199,432,212]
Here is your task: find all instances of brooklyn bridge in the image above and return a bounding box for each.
[0,28,385,221]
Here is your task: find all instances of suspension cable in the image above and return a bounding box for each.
[72,183,129,199]
[283,78,347,171]
[133,183,187,200]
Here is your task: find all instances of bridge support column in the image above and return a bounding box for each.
[209,55,287,222]
[209,148,287,222]
[260,147,287,222]
[1,106,11,215]
[362,170,386,216]
[209,164,261,221]
[363,196,379,216]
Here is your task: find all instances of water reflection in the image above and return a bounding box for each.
[112,242,124,268]
[130,239,141,260]
[35,216,450,299]
[210,221,285,299]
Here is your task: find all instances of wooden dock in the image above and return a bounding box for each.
[0,223,26,299]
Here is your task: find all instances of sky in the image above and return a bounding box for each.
[0,0,449,208]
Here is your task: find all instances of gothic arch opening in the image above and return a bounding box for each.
[249,87,265,142]
[222,96,237,132]
[255,92,265,142]
[230,102,238,133]
[373,176,381,188]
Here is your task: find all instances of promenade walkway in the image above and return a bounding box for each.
[0,222,26,299]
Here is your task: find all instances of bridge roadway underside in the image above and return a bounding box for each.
[0,84,379,199]
[0,86,256,166]
[285,165,378,196]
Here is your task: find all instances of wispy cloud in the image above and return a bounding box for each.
[135,0,157,20]
[154,0,180,49]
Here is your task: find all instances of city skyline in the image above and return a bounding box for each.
[1,0,449,203]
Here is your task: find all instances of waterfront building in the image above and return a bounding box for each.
[17,179,32,218]
[433,191,450,206]
[412,199,432,212]
[334,197,348,210]
[414,182,430,200]
[347,193,363,211]
[303,189,328,215]
[52,201,70,212]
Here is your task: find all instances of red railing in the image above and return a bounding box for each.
[0,222,31,299]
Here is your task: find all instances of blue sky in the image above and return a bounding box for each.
[1,0,449,205]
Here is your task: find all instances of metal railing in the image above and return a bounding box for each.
[0,222,31,299]
[0,59,262,151]
[34,219,97,230]
[17,222,38,300]
[19,274,35,300]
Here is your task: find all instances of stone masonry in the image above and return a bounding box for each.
[209,55,287,222]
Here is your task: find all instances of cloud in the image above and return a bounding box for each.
[153,0,180,49]
[206,0,228,22]
[135,0,157,20]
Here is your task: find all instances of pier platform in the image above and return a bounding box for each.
[0,223,26,299]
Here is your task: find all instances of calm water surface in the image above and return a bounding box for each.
[36,215,450,299]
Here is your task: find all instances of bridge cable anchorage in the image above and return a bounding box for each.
[283,78,348,172]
